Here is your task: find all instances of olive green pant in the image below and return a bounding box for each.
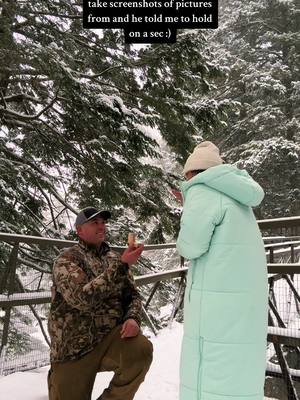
[48,325,153,400]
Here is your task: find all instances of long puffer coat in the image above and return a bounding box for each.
[177,164,268,400]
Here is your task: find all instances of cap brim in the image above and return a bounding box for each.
[86,210,111,222]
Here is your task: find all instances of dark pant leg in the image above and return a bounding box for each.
[98,328,153,400]
[48,327,121,400]
[48,357,97,400]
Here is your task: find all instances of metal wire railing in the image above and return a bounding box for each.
[0,215,300,398]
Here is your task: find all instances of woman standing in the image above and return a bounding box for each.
[177,141,268,400]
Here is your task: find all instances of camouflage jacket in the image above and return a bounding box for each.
[48,240,142,363]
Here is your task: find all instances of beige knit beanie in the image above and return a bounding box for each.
[183,141,223,175]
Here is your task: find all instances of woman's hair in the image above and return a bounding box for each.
[191,169,206,175]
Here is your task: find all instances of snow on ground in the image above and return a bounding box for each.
[0,323,181,400]
[0,323,276,400]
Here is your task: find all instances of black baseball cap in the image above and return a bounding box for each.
[75,207,111,226]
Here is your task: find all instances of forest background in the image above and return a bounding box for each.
[0,0,300,370]
[0,0,299,244]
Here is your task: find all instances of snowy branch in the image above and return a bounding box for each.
[29,11,81,19]
[247,20,283,34]
[4,93,44,104]
[1,91,59,121]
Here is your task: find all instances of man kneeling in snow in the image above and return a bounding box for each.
[48,207,153,400]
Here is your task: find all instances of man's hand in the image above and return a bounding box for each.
[120,318,140,339]
[121,244,144,266]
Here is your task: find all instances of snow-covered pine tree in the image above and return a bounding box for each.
[210,0,300,217]
[0,1,227,241]
[0,0,157,239]
[137,30,233,165]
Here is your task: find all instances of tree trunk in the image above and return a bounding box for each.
[0,0,17,96]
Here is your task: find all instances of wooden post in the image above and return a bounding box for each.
[268,314,299,400]
[168,256,185,328]
[269,299,286,328]
[144,281,160,310]
[168,275,185,328]
[141,305,157,336]
[0,243,19,374]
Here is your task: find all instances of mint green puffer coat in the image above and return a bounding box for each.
[177,164,268,400]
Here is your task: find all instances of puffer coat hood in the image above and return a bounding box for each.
[181,164,264,207]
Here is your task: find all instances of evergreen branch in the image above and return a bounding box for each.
[3,119,30,128]
[4,93,44,104]
[17,256,51,274]
[0,90,7,108]
[27,11,81,19]
[36,184,59,231]
[17,199,59,235]
[219,106,271,147]
[245,20,283,34]
[0,148,52,179]
[1,67,45,77]
[57,75,151,119]
[85,75,149,101]
[81,65,127,78]
[18,246,52,268]
[12,16,35,30]
[39,119,86,162]
[8,76,50,84]
[70,34,137,66]
[63,33,149,70]
[44,187,78,218]
[0,91,59,121]
[44,206,68,230]
[1,147,78,216]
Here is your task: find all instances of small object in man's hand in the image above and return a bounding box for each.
[128,233,137,247]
